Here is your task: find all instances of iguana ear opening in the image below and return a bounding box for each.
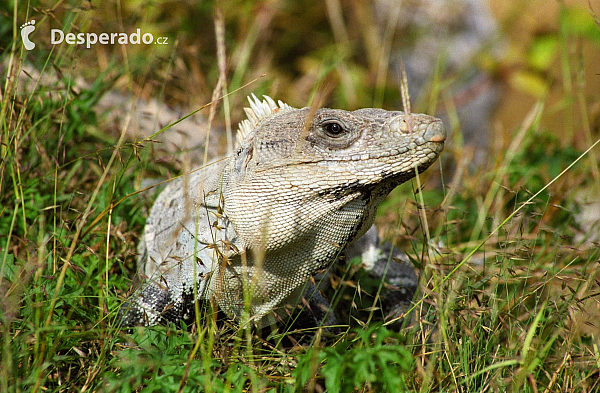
[232,143,254,175]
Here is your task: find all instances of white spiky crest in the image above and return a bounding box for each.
[236,94,294,146]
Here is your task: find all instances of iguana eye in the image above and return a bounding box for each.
[306,111,359,149]
[323,121,345,137]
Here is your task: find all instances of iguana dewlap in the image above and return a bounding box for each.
[120,95,445,327]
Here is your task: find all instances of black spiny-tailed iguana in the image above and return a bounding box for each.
[119,95,445,328]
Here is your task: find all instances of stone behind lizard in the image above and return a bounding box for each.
[119,95,445,328]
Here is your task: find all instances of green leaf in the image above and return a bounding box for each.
[561,7,600,44]
[509,70,550,98]
[527,35,558,71]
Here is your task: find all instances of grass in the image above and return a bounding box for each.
[1,0,600,391]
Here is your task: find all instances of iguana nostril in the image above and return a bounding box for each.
[388,117,410,134]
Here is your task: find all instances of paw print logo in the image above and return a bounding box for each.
[20,20,36,50]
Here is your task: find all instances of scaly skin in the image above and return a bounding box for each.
[120,96,445,327]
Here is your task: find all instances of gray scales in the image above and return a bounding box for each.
[119,95,445,328]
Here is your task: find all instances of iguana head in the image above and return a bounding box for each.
[223,95,445,253]
[233,95,444,184]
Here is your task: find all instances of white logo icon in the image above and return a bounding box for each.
[20,20,36,50]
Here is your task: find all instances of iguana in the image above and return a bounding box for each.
[119,95,445,328]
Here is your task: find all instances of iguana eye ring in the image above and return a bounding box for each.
[323,121,345,137]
